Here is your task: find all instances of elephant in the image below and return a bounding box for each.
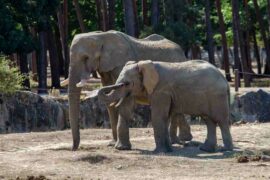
[63,30,192,150]
[98,60,233,153]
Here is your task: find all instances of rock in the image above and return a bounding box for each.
[0,91,150,133]
[231,89,270,123]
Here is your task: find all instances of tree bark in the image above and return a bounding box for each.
[252,0,270,74]
[73,0,87,32]
[243,0,252,73]
[100,0,109,31]
[205,0,215,65]
[142,0,150,26]
[47,25,60,88]
[232,0,250,87]
[123,0,137,37]
[57,3,69,78]
[231,0,242,86]
[252,28,262,74]
[18,52,30,89]
[108,0,116,29]
[216,0,231,81]
[37,31,48,94]
[151,0,159,28]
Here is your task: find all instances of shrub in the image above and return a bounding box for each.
[0,56,24,94]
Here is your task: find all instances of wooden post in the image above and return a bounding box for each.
[235,69,239,92]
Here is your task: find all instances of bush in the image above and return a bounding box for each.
[0,56,24,94]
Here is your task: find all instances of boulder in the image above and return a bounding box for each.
[231,89,270,123]
[0,91,150,133]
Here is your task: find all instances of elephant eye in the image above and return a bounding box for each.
[124,82,130,86]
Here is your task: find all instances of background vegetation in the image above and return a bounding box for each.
[1,0,270,93]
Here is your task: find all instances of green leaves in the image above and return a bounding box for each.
[0,56,25,94]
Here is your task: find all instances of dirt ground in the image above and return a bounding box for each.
[0,123,270,180]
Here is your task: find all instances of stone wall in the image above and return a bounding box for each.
[0,89,269,133]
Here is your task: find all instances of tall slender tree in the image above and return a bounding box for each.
[231,0,242,86]
[73,0,87,32]
[151,0,159,28]
[232,0,250,86]
[205,0,215,65]
[252,0,270,74]
[108,0,116,29]
[123,0,137,37]
[216,0,231,81]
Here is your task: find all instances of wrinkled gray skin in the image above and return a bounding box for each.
[98,60,233,153]
[68,30,191,150]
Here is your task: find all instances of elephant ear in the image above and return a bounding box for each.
[138,60,159,95]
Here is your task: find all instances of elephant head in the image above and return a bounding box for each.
[66,32,131,150]
[98,60,159,107]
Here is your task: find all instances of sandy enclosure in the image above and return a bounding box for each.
[0,123,270,179]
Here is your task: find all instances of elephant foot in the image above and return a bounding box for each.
[115,141,131,150]
[170,136,185,145]
[199,142,216,153]
[107,139,116,147]
[72,139,80,151]
[179,132,193,142]
[218,145,233,152]
[153,146,173,154]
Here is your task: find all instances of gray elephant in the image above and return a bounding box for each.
[62,30,192,150]
[98,60,233,153]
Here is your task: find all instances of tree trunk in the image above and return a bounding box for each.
[142,0,150,26]
[151,0,159,28]
[267,0,270,32]
[205,0,215,65]
[54,21,65,76]
[252,0,270,74]
[37,31,48,94]
[252,28,261,74]
[243,0,252,73]
[95,0,102,30]
[57,3,69,78]
[232,0,250,87]
[47,26,60,88]
[133,0,139,37]
[231,0,242,86]
[18,52,30,89]
[73,0,87,32]
[123,0,136,37]
[108,0,116,29]
[100,0,109,31]
[216,0,231,81]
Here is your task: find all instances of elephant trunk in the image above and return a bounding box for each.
[98,83,126,105]
[68,63,82,151]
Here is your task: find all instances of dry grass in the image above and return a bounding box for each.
[0,124,270,179]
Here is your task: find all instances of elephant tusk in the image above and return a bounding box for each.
[114,98,125,108]
[76,79,88,87]
[60,78,69,86]
[76,78,101,88]
[109,101,118,107]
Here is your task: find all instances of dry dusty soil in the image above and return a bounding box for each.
[0,123,270,180]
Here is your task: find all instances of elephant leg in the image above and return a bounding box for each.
[199,118,217,152]
[169,114,179,144]
[115,97,134,150]
[107,106,118,146]
[178,114,193,142]
[218,120,233,151]
[151,96,172,153]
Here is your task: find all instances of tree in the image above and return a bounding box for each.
[123,0,138,37]
[73,0,87,32]
[205,0,215,65]
[108,0,116,29]
[151,0,159,28]
[142,0,150,27]
[216,0,231,81]
[252,0,270,74]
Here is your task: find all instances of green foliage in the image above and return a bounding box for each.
[0,56,25,94]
